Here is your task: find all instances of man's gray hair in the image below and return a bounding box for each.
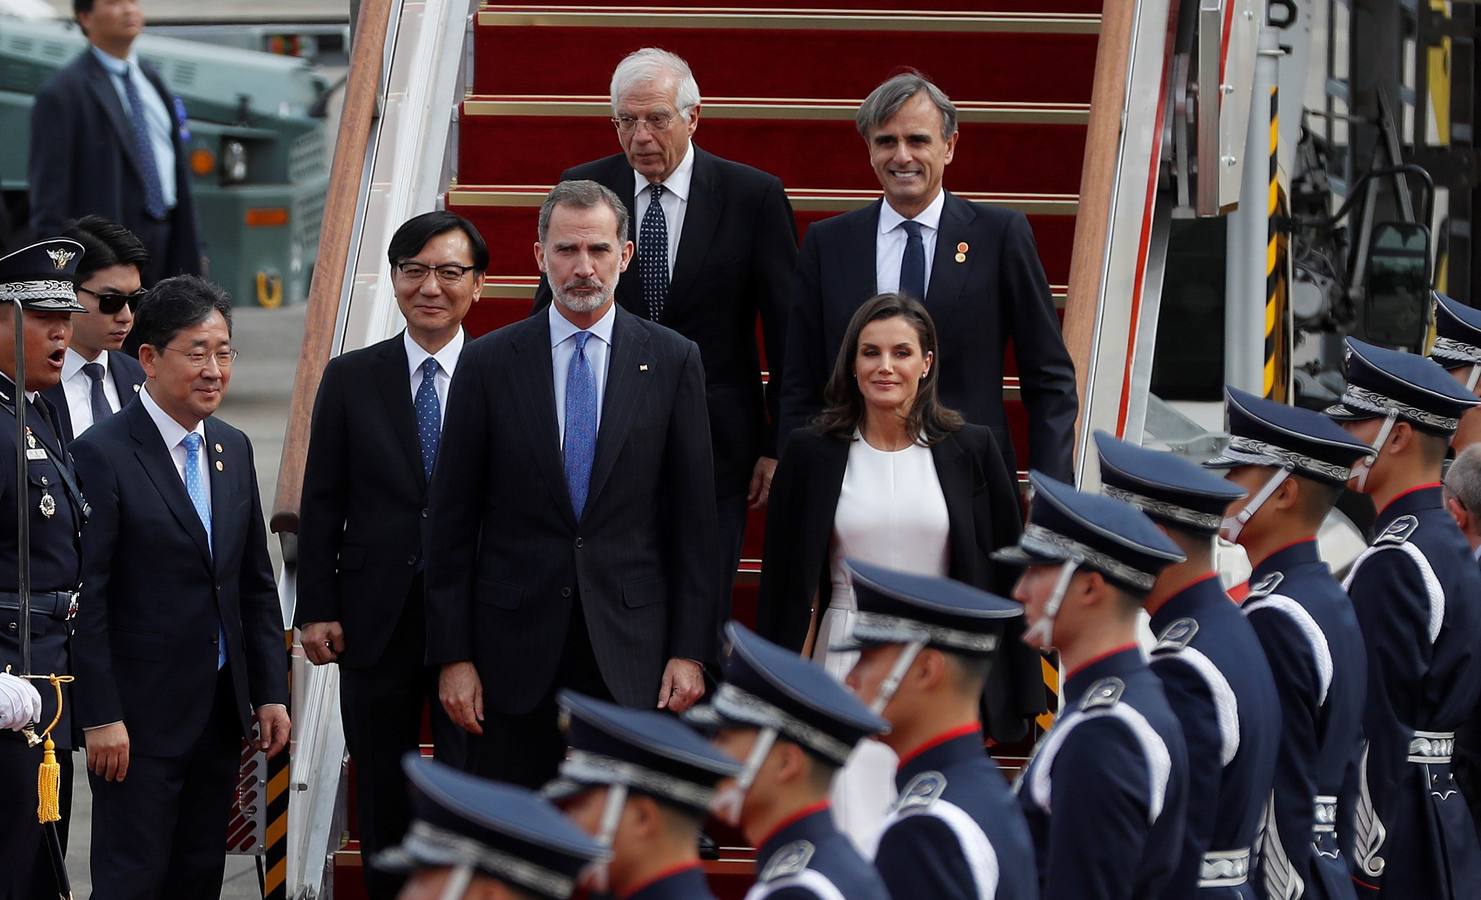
[855,72,958,141]
[1446,445,1481,522]
[538,180,630,244]
[610,48,701,118]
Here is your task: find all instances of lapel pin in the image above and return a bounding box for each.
[133,384,141,393]
[639,364,649,372]
[214,443,223,453]
[215,460,224,472]
[955,242,969,264]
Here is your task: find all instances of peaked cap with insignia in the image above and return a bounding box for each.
[0,239,88,313]
[1094,431,1245,536]
[831,558,1023,656]
[1430,292,1481,369]
[1324,337,1479,435]
[690,622,888,766]
[376,755,607,899]
[1204,387,1375,486]
[992,471,1185,593]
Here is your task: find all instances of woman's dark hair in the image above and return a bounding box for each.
[813,292,963,444]
[386,211,489,273]
[62,215,150,284]
[133,275,233,350]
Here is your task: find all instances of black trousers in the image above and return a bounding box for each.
[87,666,241,900]
[0,733,43,900]
[340,592,466,900]
[467,601,609,790]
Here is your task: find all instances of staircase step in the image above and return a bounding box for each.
[446,186,1077,282]
[505,1,1105,11]
[458,96,1089,194]
[473,7,1099,102]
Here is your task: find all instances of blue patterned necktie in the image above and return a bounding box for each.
[82,362,113,429]
[183,432,225,669]
[120,63,168,220]
[563,332,597,519]
[414,357,441,481]
[900,219,926,301]
[638,183,669,321]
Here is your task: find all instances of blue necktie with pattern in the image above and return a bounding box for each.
[564,332,597,519]
[183,432,225,669]
[121,64,168,220]
[414,357,441,481]
[900,219,926,301]
[638,183,669,321]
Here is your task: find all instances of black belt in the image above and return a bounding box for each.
[0,591,79,621]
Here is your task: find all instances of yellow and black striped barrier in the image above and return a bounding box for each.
[1263,85,1290,402]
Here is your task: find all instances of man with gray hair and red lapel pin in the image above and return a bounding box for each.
[1202,387,1374,900]
[1093,431,1281,900]
[1323,338,1481,899]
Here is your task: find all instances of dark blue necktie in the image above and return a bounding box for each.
[120,64,168,220]
[414,358,441,481]
[900,219,926,300]
[564,332,597,519]
[82,362,112,429]
[638,183,669,321]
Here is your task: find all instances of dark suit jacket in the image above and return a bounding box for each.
[779,192,1077,481]
[293,333,434,668]
[28,49,202,280]
[70,400,287,758]
[757,424,1045,742]
[40,350,146,443]
[425,306,721,713]
[532,148,796,496]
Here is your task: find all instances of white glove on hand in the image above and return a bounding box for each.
[0,672,42,731]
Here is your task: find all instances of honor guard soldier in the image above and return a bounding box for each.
[1094,432,1281,899]
[995,472,1190,900]
[544,691,741,900]
[1323,338,1481,899]
[0,239,89,900]
[1203,388,1373,900]
[377,755,609,900]
[1427,291,1481,450]
[835,558,1038,900]
[688,621,890,900]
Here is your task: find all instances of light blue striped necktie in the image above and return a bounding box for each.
[563,331,597,519]
[183,432,225,669]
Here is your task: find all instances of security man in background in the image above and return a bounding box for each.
[0,238,89,900]
[996,473,1190,900]
[1095,432,1280,898]
[1324,338,1481,898]
[377,755,609,900]
[693,621,890,899]
[1204,388,1373,900]
[839,559,1038,900]
[545,691,740,899]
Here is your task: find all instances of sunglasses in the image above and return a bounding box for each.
[77,286,148,315]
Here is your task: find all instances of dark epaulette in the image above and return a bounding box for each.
[1081,677,1125,711]
[893,771,947,815]
[758,841,814,882]
[1375,515,1420,545]
[1247,572,1284,598]
[1151,617,1199,653]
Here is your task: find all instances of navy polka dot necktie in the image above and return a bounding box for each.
[900,219,926,301]
[639,183,669,322]
[121,64,168,220]
[415,357,441,481]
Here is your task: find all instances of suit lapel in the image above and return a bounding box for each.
[930,436,975,569]
[375,336,427,488]
[584,309,648,510]
[204,419,232,568]
[84,54,145,181]
[40,384,73,444]
[606,158,645,315]
[665,149,722,313]
[127,401,211,567]
[926,192,975,310]
[848,201,883,302]
[510,316,577,527]
[107,353,145,406]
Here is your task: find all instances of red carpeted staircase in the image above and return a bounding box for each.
[332,4,1100,896]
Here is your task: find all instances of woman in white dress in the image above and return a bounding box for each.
[757,293,1039,848]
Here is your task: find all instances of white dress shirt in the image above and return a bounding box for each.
[90,46,177,210]
[139,385,210,521]
[404,328,464,429]
[633,141,697,274]
[550,302,616,448]
[875,189,947,296]
[61,348,123,437]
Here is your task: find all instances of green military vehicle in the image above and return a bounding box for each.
[0,7,330,306]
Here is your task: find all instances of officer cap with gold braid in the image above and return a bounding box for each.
[376,755,608,899]
[0,239,88,313]
[1094,431,1246,536]
[1205,387,1375,486]
[1324,337,1479,435]
[1429,292,1481,391]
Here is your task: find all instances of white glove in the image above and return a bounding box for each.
[0,672,42,731]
